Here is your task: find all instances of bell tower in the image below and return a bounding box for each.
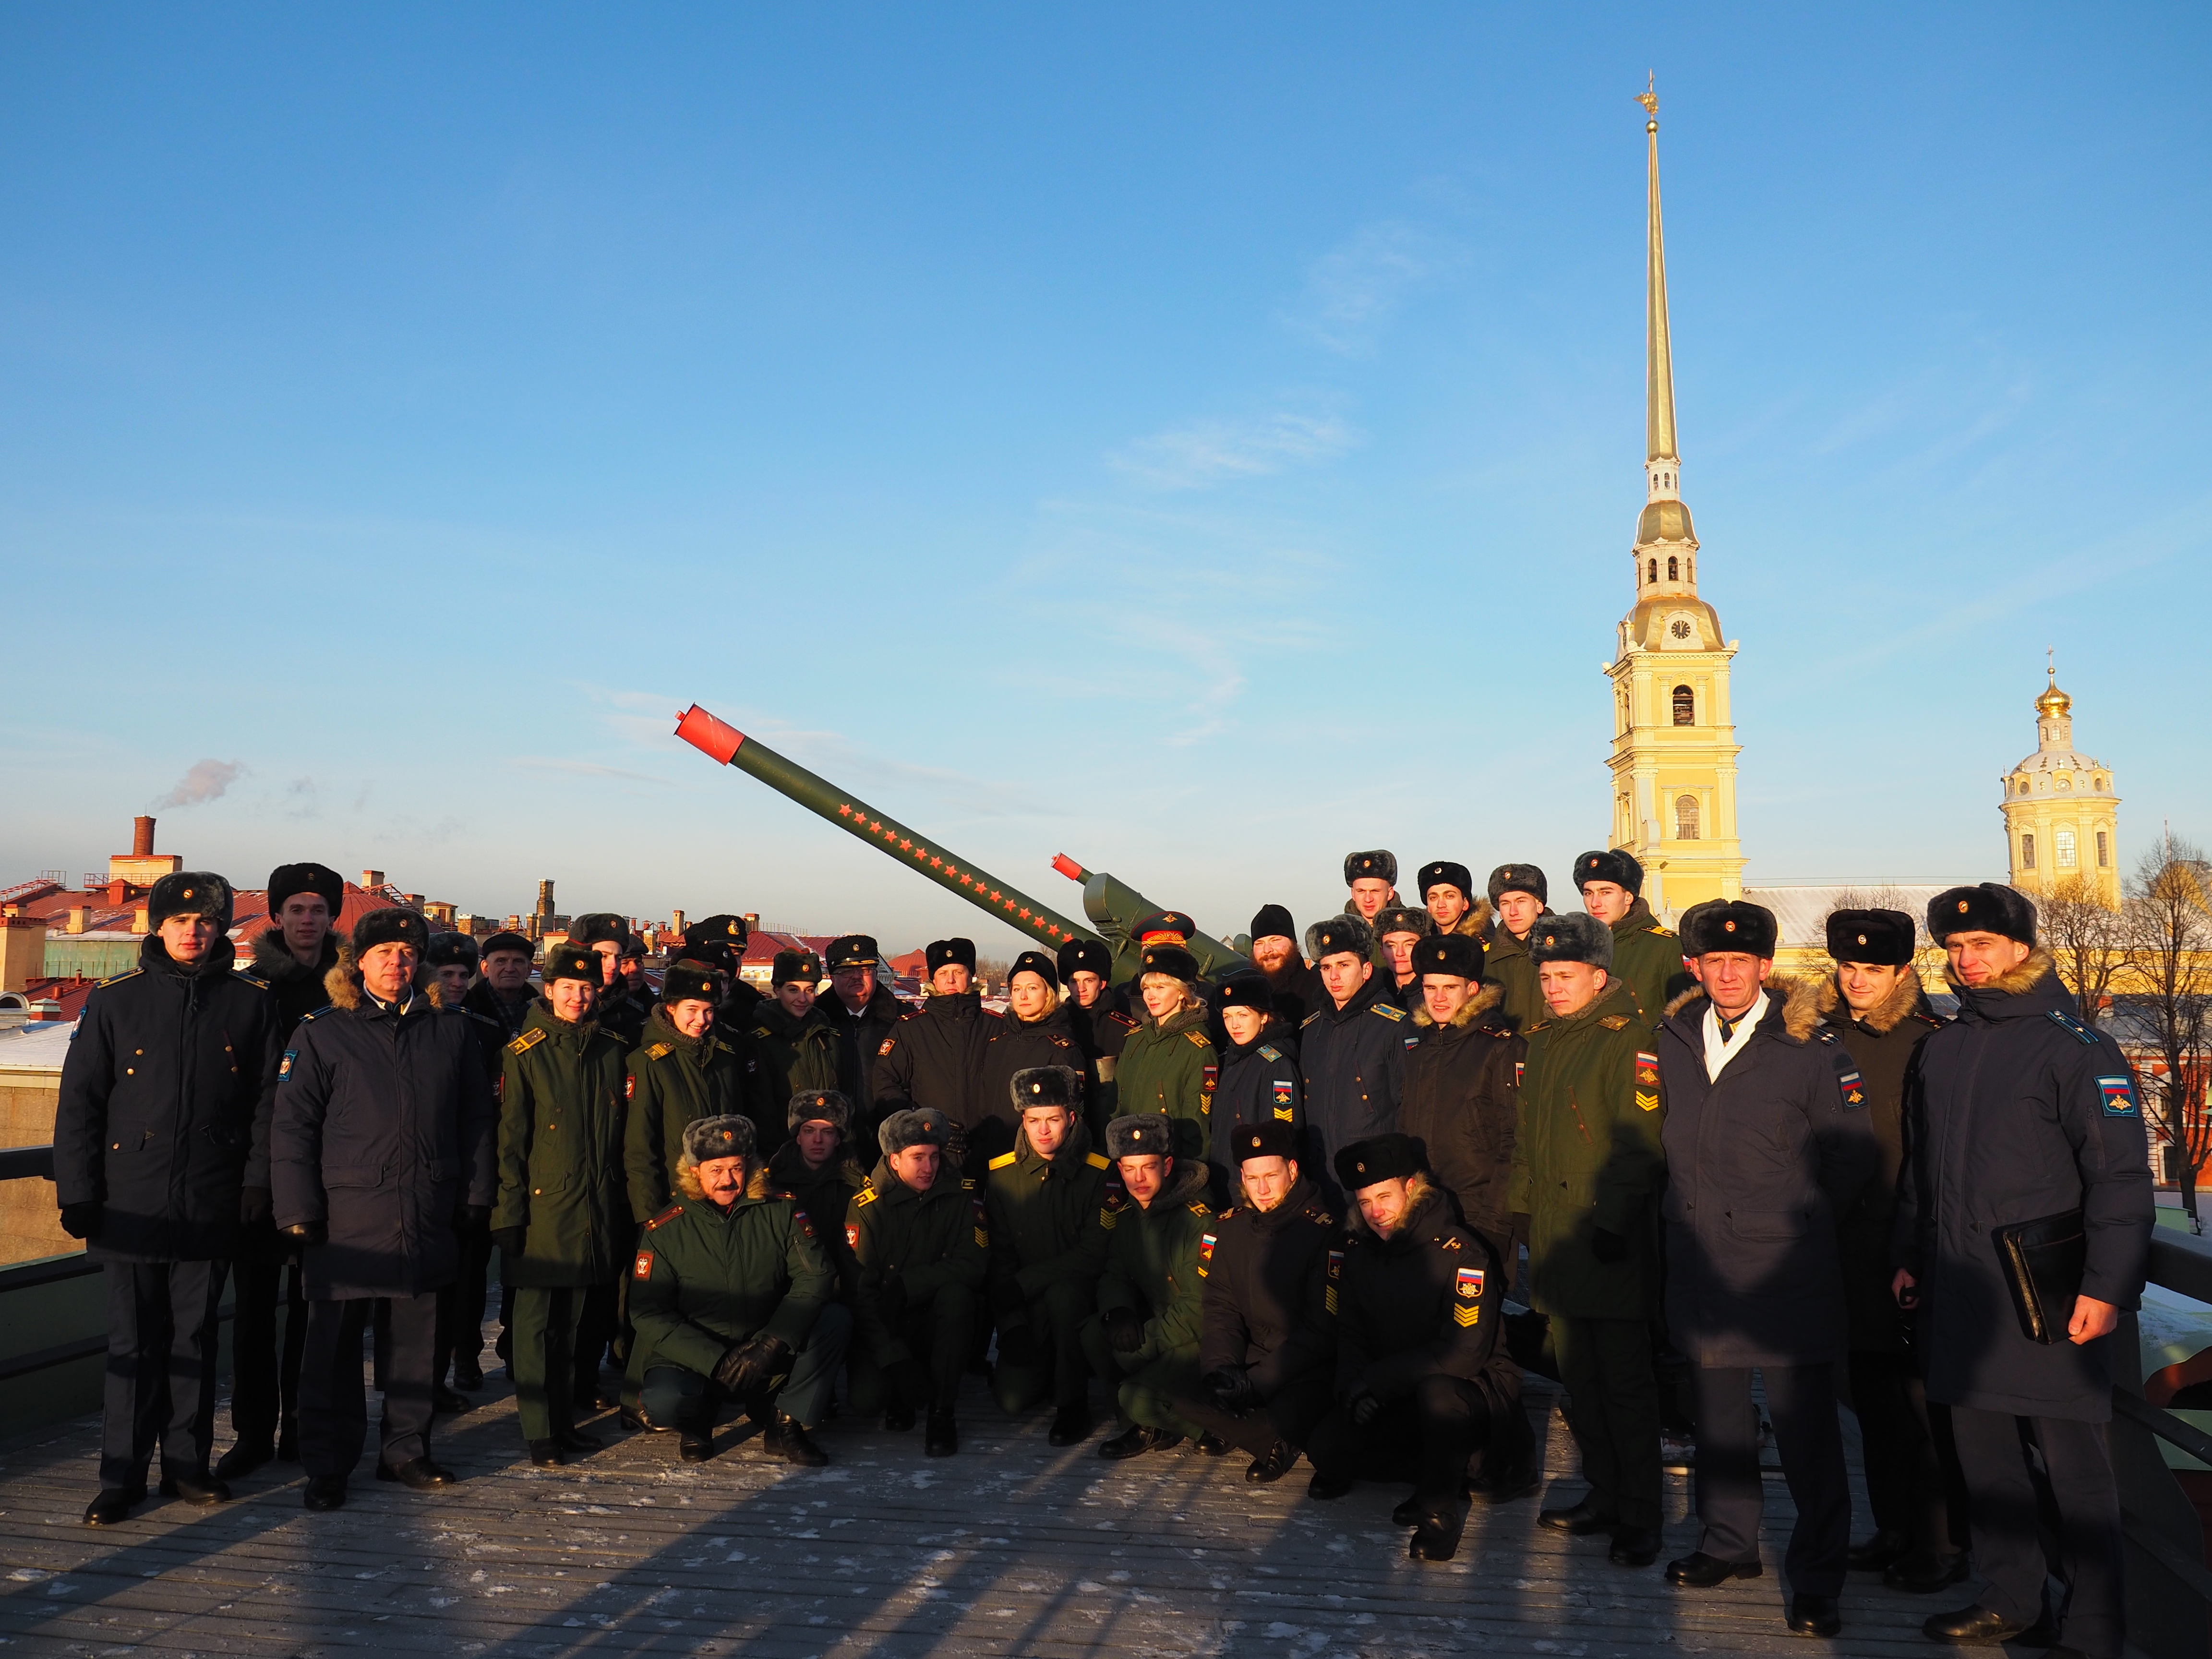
[1604,80,1746,916]
[2003,657,2122,907]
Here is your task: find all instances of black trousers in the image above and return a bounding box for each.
[228,1234,307,1446]
[1691,1363,1851,1596]
[1170,1368,1336,1458]
[299,1291,439,1479]
[1848,1348,1966,1555]
[848,1285,977,1415]
[98,1258,227,1492]
[989,1279,1095,1415]
[1553,1314,1664,1530]
[1306,1374,1490,1504]
[1949,1407,2123,1659]
[434,1225,493,1384]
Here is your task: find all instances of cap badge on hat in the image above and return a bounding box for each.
[1857,934,1868,945]
[1724,919,1736,933]
[1355,1160,1367,1174]
[1958,900,1970,913]
[183,888,194,899]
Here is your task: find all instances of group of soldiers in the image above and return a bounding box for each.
[49,846,2151,1655]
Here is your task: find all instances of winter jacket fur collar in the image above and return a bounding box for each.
[1661,975,1822,1043]
[1815,969,1934,1034]
[322,943,448,1014]
[1410,982,1505,1032]
[676,1160,776,1204]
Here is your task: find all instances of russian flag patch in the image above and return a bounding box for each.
[2098,1075,2139,1117]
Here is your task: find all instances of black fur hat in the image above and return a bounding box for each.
[685,914,749,952]
[1344,850,1398,887]
[1057,937,1111,980]
[1009,950,1059,988]
[1827,908,1918,967]
[618,935,645,962]
[1573,849,1644,896]
[1334,1132,1422,1192]
[353,907,430,957]
[878,1106,950,1156]
[1010,1065,1082,1112]
[926,938,977,975]
[1139,943,1199,984]
[1104,1114,1173,1161]
[1373,905,1433,941]
[1413,935,1484,980]
[541,941,599,986]
[1249,904,1297,942]
[1417,861,1473,902]
[1528,913,1612,970]
[1488,863,1549,906]
[1681,900,1779,959]
[148,871,234,931]
[1928,883,2037,947]
[682,1114,757,1166]
[480,930,533,961]
[661,962,720,1006]
[825,934,879,972]
[424,932,479,970]
[1306,914,1373,962]
[787,1089,852,1133]
[771,950,822,987]
[1133,909,1196,943]
[267,862,343,917]
[1217,974,1274,1014]
[1232,1120,1299,1164]
[570,912,629,950]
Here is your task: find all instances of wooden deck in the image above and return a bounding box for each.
[0,1354,1983,1659]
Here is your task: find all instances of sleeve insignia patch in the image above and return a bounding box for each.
[1274,1106,1294,1122]
[792,1207,815,1239]
[1099,1206,1119,1230]
[1202,1064,1217,1091]
[1453,1302,1481,1328]
[1513,1060,1525,1086]
[1599,1014,1632,1030]
[2098,1074,2140,1117]
[878,1038,897,1056]
[1635,1051,1659,1084]
[278,1049,296,1081]
[1326,1248,1344,1281]
[625,1074,636,1100]
[1635,1090,1660,1112]
[845,1222,861,1250]
[633,1249,654,1280]
[1455,1265,1484,1300]
[1272,1082,1294,1104]
[1258,1045,1281,1061]
[1838,1069,1866,1108]
[1325,1285,1338,1314]
[1085,1151,1110,1169]
[974,1227,989,1247]
[1197,1233,1215,1276]
[987,1151,1017,1169]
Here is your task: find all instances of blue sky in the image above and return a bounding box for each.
[3,6,2206,954]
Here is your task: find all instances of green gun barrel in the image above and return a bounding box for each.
[1048,854,1253,983]
[674,704,1099,954]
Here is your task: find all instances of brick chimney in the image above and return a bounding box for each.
[0,914,44,994]
[361,870,385,890]
[132,816,156,857]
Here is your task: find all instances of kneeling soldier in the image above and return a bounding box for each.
[629,1116,847,1465]
[846,1106,987,1455]
[1170,1120,1336,1484]
[1306,1133,1508,1564]
[1080,1114,1213,1459]
[767,1089,869,1292]
[984,1066,1113,1444]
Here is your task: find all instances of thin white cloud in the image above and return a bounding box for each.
[509,756,672,785]
[1280,220,1459,354]
[152,758,244,809]
[1110,409,1358,491]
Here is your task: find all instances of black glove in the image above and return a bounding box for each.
[889,1356,933,1409]
[1105,1306,1144,1355]
[1348,1389,1381,1427]
[491,1226,527,1257]
[456,1203,490,1232]
[58,1201,103,1240]
[710,1331,793,1399]
[874,1271,907,1325]
[281,1220,326,1247]
[239,1186,272,1227]
[1589,1226,1627,1264]
[995,1322,1037,1368]
[1204,1366,1258,1414]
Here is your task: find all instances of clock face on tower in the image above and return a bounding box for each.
[1662,613,1698,649]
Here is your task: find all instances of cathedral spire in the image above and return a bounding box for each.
[1640,76,1678,487]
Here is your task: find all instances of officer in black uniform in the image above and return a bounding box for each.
[54,872,285,1526]
[1304,1133,1510,1564]
[1169,1120,1336,1484]
[1208,975,1302,1201]
[818,934,905,1119]
[679,914,764,1028]
[425,931,505,1403]
[1060,937,1138,1140]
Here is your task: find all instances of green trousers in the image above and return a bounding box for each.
[848,1283,977,1415]
[510,1285,589,1445]
[991,1278,1096,1415]
[1078,1314,1204,1439]
[1553,1314,1664,1531]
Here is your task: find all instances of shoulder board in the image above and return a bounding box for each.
[2047,1009,2101,1045]
[1187,1030,1212,1048]
[1598,1014,1632,1030]
[645,1203,683,1231]
[1305,1205,1335,1226]
[233,971,269,990]
[1370,1002,1405,1022]
[1645,924,1676,938]
[855,1185,878,1207]
[1300,1010,1322,1029]
[1047,1034,1072,1048]
[1107,1011,1140,1031]
[1188,1201,1210,1215]
[647,1041,673,1060]
[1084,1151,1110,1169]
[507,1028,547,1055]
[462,1008,502,1029]
[297,1006,327,1024]
[1913,1012,1944,1029]
[752,1026,773,1040]
[1258,1044,1282,1061]
[98,968,143,988]
[1432,1233,1464,1250]
[1524,1020,1550,1034]
[960,1178,977,1190]
[987,1151,1017,1170]
[897,1009,925,1023]
[1217,1206,1237,1221]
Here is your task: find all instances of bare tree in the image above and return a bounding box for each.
[2124,836,2212,1219]
[2041,872,2127,1026]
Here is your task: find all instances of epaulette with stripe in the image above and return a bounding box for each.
[298,1006,328,1024]
[1188,1201,1210,1215]
[98,968,143,987]
[1107,1011,1140,1031]
[646,1041,673,1060]
[2047,1010,2101,1045]
[855,1185,879,1207]
[1217,1206,1238,1221]
[1524,1020,1551,1033]
[1304,1204,1335,1227]
[1598,1014,1632,1031]
[1084,1151,1110,1169]
[987,1151,1017,1170]
[960,1178,976,1190]
[507,1028,547,1055]
[1370,1002,1405,1022]
[645,1203,683,1231]
[1258,1044,1282,1061]
[461,1008,503,1029]
[1186,1030,1211,1048]
[1300,1010,1322,1029]
[234,971,270,990]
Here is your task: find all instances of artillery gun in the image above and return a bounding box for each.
[673,703,1250,983]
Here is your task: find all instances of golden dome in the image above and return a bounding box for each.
[1636,498,1697,545]
[2036,669,2071,718]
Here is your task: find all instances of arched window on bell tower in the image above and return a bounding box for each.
[1667,555,1679,580]
[1675,794,1700,840]
[1671,685,1695,726]
[1647,557,1658,584]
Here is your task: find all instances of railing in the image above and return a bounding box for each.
[2115,1228,2212,1659]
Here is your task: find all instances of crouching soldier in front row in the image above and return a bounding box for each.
[985,1066,1113,1445]
[628,1116,848,1466]
[1170,1120,1336,1486]
[846,1106,987,1456]
[1306,1133,1511,1565]
[1080,1113,1214,1460]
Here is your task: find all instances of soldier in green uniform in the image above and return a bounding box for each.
[1483,864,1553,1035]
[983,1066,1113,1444]
[845,1106,988,1456]
[1509,912,1669,1566]
[628,1114,847,1466]
[1080,1114,1214,1460]
[624,962,753,1224]
[1573,849,1691,1024]
[491,942,633,1467]
[766,1089,868,1291]
[1111,944,1217,1164]
[748,950,838,1154]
